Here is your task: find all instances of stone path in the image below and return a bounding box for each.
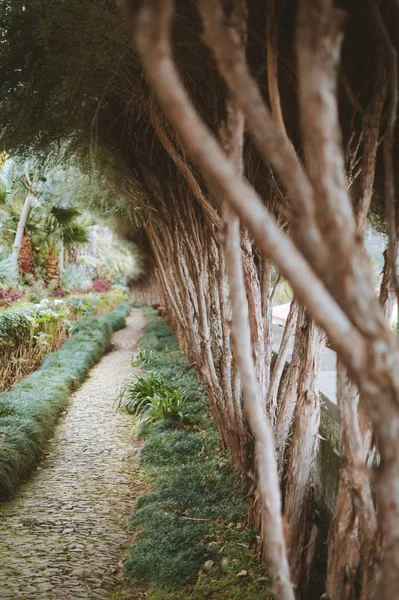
[0,309,145,600]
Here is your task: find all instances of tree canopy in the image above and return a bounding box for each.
[1,0,396,239]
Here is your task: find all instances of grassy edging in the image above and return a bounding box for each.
[0,301,131,499]
[120,309,272,600]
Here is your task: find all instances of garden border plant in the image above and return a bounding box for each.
[118,308,273,600]
[0,288,128,392]
[0,301,131,499]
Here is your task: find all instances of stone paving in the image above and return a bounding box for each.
[0,309,145,600]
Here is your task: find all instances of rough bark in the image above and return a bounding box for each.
[224,202,294,600]
[45,246,61,288]
[274,311,303,476]
[18,233,35,279]
[284,315,324,594]
[372,1,399,309]
[221,36,294,598]
[380,249,396,325]
[124,1,399,596]
[296,0,387,338]
[267,299,298,424]
[326,363,381,600]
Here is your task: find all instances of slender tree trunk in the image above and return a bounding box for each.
[11,192,33,268]
[224,201,294,600]
[267,299,298,422]
[275,305,304,474]
[380,248,396,325]
[59,241,65,273]
[326,363,381,600]
[221,90,294,598]
[284,314,324,594]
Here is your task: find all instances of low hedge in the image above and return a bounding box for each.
[0,301,131,499]
[0,289,129,392]
[0,289,128,349]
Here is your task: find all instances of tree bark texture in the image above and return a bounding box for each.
[120,0,399,597]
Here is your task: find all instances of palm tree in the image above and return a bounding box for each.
[41,206,90,287]
[0,159,42,273]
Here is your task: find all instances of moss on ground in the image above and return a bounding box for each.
[121,308,272,600]
[0,302,131,499]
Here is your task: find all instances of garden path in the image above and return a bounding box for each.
[0,309,145,600]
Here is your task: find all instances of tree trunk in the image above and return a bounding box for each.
[326,363,381,600]
[284,314,324,594]
[11,192,33,268]
[380,248,396,326]
[267,299,298,423]
[126,1,399,596]
[59,241,65,273]
[224,200,294,600]
[18,233,35,279]
[222,76,294,595]
[45,246,61,288]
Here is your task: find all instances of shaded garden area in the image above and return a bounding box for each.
[1,1,399,599]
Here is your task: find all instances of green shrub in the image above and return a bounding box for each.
[117,373,168,414]
[0,290,130,391]
[0,252,16,287]
[0,301,131,498]
[117,372,193,432]
[135,392,190,433]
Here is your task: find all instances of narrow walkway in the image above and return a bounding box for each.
[0,309,145,600]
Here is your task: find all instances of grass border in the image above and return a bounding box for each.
[0,301,131,499]
[120,308,272,600]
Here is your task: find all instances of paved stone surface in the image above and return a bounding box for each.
[0,309,145,599]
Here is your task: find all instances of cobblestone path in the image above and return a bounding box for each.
[0,309,145,600]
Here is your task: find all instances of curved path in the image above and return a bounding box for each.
[0,309,145,600]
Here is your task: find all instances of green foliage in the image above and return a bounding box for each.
[43,205,90,249]
[0,252,16,286]
[135,392,190,433]
[117,373,192,431]
[61,264,91,292]
[0,301,63,352]
[123,311,270,598]
[0,302,131,498]
[64,289,129,318]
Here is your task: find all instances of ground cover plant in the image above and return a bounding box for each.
[119,309,272,600]
[0,301,131,498]
[0,289,128,391]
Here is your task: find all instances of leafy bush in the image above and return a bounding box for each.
[48,287,69,298]
[0,286,25,308]
[117,373,162,414]
[64,289,128,319]
[92,278,111,292]
[0,290,130,391]
[135,392,190,432]
[123,310,270,599]
[61,264,91,292]
[118,369,194,433]
[0,302,131,498]
[23,279,47,303]
[0,252,16,287]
